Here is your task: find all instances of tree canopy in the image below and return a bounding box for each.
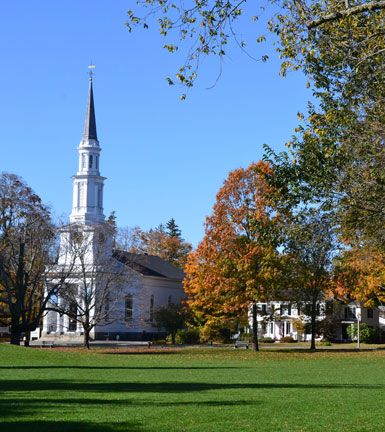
[184,161,282,349]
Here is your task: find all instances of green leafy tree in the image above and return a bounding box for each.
[153,302,185,344]
[282,210,337,350]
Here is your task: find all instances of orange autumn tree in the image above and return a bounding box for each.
[335,246,385,307]
[184,161,282,351]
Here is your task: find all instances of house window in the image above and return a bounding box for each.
[150,295,154,322]
[297,303,301,315]
[345,307,355,320]
[287,304,292,316]
[261,304,267,315]
[270,322,274,334]
[367,308,374,319]
[125,295,133,321]
[280,304,284,315]
[89,155,93,168]
[286,322,291,335]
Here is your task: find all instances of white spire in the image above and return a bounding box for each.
[70,71,106,225]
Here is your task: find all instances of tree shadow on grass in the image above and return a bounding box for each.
[0,397,259,430]
[0,420,147,432]
[0,365,246,370]
[0,379,383,394]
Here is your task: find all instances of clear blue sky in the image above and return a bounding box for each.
[1,1,311,246]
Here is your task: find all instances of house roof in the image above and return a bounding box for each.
[113,250,185,280]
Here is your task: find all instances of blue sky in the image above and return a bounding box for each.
[1,1,311,246]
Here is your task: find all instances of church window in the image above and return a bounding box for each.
[97,186,103,208]
[77,182,81,208]
[150,295,154,322]
[125,295,133,321]
[104,293,110,321]
[80,183,86,206]
[68,301,77,331]
[89,155,93,169]
[82,154,86,170]
[96,155,99,170]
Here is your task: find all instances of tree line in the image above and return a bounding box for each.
[125,0,385,349]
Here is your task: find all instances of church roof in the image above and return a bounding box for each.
[83,78,98,141]
[113,250,185,280]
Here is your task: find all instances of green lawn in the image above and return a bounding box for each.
[1,345,385,431]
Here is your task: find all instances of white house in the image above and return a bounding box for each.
[41,74,185,342]
[254,300,381,342]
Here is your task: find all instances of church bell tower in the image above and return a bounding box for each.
[70,70,106,225]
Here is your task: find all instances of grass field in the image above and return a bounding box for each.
[1,345,385,431]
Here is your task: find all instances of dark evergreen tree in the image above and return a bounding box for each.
[166,218,181,238]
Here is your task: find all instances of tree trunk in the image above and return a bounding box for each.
[84,329,91,349]
[310,300,317,351]
[252,302,259,352]
[24,331,31,347]
[10,328,21,346]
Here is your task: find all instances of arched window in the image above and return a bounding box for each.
[96,155,99,170]
[89,155,93,169]
[81,154,86,170]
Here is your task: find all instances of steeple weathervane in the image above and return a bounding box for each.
[88,63,96,79]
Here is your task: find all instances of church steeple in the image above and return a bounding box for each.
[82,77,98,141]
[69,68,106,225]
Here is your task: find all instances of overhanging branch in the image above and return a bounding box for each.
[307,0,385,29]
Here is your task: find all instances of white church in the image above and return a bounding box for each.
[41,75,185,342]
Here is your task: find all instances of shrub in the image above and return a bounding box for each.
[347,323,377,343]
[152,339,167,346]
[175,328,200,344]
[199,319,235,343]
[259,337,275,343]
[319,340,332,346]
[280,336,296,343]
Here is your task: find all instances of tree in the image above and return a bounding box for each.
[166,218,182,238]
[117,221,192,268]
[184,161,281,351]
[334,246,385,307]
[127,0,385,90]
[0,173,69,345]
[282,210,337,350]
[153,302,185,344]
[49,224,129,349]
